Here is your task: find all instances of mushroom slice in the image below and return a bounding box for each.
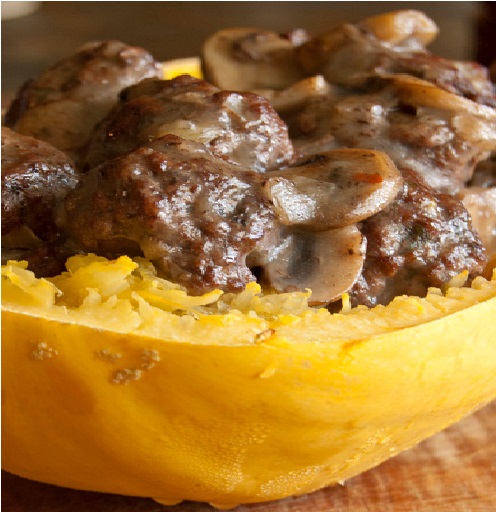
[265,75,333,112]
[260,225,365,306]
[202,28,308,91]
[387,74,496,120]
[264,149,402,230]
[459,186,496,254]
[386,75,496,151]
[296,10,438,78]
[358,10,439,48]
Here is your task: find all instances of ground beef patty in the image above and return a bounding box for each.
[1,126,78,241]
[4,40,162,166]
[64,134,277,294]
[83,75,294,173]
[349,169,488,307]
[1,127,79,277]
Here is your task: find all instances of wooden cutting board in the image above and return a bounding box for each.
[3,400,496,512]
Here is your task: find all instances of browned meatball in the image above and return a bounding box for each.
[64,135,277,294]
[4,40,162,165]
[349,169,488,307]
[83,75,294,173]
[1,126,78,242]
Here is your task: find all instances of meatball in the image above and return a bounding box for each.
[349,169,488,307]
[83,75,294,173]
[64,135,277,294]
[4,40,162,165]
[1,126,78,242]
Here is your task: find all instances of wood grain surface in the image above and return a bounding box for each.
[3,400,495,512]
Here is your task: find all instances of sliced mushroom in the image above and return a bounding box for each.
[459,186,496,254]
[257,224,365,306]
[295,25,362,79]
[262,75,333,112]
[387,74,496,151]
[470,154,496,188]
[387,74,496,120]
[294,10,437,83]
[202,28,308,91]
[358,10,439,49]
[263,148,402,230]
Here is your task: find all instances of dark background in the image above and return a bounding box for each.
[2,1,495,108]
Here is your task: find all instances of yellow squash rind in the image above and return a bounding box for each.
[2,257,496,508]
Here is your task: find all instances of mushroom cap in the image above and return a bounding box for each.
[359,10,439,48]
[264,148,403,230]
[202,27,308,91]
[296,10,439,79]
[386,74,496,152]
[263,74,333,111]
[459,186,496,255]
[259,224,366,306]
